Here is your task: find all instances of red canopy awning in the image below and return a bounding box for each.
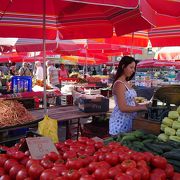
[0,0,178,40]
[149,25,180,47]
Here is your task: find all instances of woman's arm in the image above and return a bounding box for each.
[115,83,147,113]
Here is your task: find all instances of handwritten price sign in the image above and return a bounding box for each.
[26,137,58,159]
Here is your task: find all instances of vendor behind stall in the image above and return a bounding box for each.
[34,61,43,81]
[18,62,32,76]
[109,56,147,135]
[46,60,59,88]
[59,64,69,78]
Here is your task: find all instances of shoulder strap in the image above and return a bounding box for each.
[114,80,130,90]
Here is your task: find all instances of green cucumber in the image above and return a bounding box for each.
[120,135,137,143]
[142,139,155,143]
[144,143,163,155]
[132,141,144,148]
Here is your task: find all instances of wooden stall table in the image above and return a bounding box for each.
[31,106,107,140]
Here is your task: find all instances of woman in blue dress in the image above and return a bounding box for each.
[109,56,147,135]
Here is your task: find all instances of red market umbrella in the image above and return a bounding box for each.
[155,47,180,61]
[137,59,155,68]
[0,52,28,62]
[149,25,180,47]
[0,0,179,40]
[146,0,180,17]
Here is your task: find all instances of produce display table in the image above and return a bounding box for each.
[31,105,107,139]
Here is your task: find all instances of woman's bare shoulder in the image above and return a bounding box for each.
[113,81,126,94]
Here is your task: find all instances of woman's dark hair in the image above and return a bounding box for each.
[113,56,136,86]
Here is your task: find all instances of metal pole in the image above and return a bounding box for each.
[130,32,134,57]
[43,0,47,115]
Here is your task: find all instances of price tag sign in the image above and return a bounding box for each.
[26,137,58,159]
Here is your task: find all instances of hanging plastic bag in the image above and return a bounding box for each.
[38,115,59,143]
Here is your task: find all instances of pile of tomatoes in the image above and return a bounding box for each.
[0,137,180,180]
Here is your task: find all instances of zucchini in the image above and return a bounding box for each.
[166,140,180,148]
[152,142,173,152]
[144,143,163,155]
[163,151,180,161]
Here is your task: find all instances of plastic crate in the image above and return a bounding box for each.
[11,76,32,93]
[78,97,109,113]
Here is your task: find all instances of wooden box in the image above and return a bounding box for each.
[133,117,161,135]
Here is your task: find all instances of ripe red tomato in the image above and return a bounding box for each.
[54,158,65,166]
[151,168,166,180]
[52,164,67,176]
[40,169,58,180]
[88,162,99,174]
[119,152,130,162]
[26,159,39,169]
[40,159,54,169]
[138,167,150,180]
[115,173,133,180]
[11,151,25,160]
[64,139,75,146]
[63,150,77,160]
[172,172,180,180]
[78,137,89,144]
[151,156,167,169]
[78,168,89,176]
[85,147,95,156]
[165,164,174,178]
[126,168,141,180]
[47,151,59,162]
[143,152,154,162]
[105,153,119,166]
[9,164,24,179]
[94,142,104,150]
[108,166,122,179]
[107,142,121,150]
[136,160,148,169]
[93,167,109,179]
[98,161,111,169]
[28,164,44,179]
[20,157,29,166]
[0,167,6,176]
[66,158,83,170]
[16,169,29,180]
[4,159,19,172]
[121,159,136,172]
[0,154,8,167]
[55,142,65,150]
[0,174,11,180]
[80,175,95,180]
[86,139,95,146]
[64,169,80,180]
